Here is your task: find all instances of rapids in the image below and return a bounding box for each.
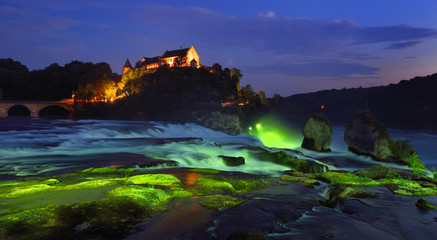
[1,119,436,177]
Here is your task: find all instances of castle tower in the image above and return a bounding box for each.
[123,58,133,74]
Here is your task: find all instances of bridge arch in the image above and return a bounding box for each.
[39,105,70,118]
[7,105,31,117]
[0,101,73,119]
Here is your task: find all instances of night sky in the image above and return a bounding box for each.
[1,0,437,96]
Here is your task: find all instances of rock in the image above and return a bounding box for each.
[344,111,425,167]
[227,231,267,240]
[280,175,320,186]
[249,148,327,173]
[416,198,437,210]
[301,114,333,152]
[344,111,391,158]
[43,179,60,185]
[355,164,401,180]
[192,111,241,135]
[329,187,378,201]
[219,155,245,166]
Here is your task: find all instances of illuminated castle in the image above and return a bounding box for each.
[123,46,200,74]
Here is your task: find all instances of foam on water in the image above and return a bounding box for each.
[1,119,436,177]
[0,119,287,176]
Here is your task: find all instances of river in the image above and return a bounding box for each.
[1,118,437,239]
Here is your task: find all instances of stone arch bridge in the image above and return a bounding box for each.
[0,101,73,118]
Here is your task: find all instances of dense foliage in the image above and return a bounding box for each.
[0,58,119,101]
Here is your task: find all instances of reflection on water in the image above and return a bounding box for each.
[125,197,213,240]
[185,172,200,186]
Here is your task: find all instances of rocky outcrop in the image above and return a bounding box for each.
[301,114,333,152]
[219,155,245,166]
[344,111,391,159]
[344,111,425,167]
[249,148,327,173]
[192,111,241,135]
[416,198,437,210]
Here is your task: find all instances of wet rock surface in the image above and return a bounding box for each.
[344,111,425,167]
[301,114,333,152]
[219,155,245,166]
[192,111,242,135]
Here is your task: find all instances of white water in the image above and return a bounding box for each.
[0,119,436,177]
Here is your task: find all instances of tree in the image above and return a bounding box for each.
[212,63,222,72]
[239,84,255,103]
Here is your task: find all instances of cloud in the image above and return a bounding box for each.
[135,5,437,57]
[352,25,437,44]
[386,41,422,50]
[258,11,276,18]
[244,60,379,78]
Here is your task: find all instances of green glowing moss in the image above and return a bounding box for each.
[43,179,60,185]
[355,164,401,180]
[318,171,380,186]
[197,178,236,193]
[280,175,320,186]
[329,187,377,201]
[107,185,171,207]
[63,179,116,190]
[231,179,268,192]
[4,184,55,198]
[79,167,134,175]
[170,188,195,199]
[199,195,246,210]
[391,179,437,196]
[127,174,182,187]
[277,181,289,185]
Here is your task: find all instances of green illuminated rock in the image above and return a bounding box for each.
[127,174,182,187]
[329,187,377,201]
[197,178,236,193]
[199,195,246,210]
[301,114,333,152]
[355,164,401,180]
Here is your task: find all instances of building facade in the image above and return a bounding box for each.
[123,46,200,74]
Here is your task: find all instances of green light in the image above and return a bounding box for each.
[248,127,252,130]
[250,115,303,149]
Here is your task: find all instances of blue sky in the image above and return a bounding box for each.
[1,0,437,96]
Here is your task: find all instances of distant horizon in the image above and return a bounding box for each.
[1,0,437,96]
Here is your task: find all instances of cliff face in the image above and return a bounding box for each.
[285,73,437,129]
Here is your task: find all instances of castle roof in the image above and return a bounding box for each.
[123,58,133,68]
[161,47,191,59]
[136,56,160,68]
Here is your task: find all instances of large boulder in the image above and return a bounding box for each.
[344,111,391,159]
[344,111,425,168]
[192,111,241,135]
[301,114,333,152]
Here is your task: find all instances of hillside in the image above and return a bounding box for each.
[286,73,437,129]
